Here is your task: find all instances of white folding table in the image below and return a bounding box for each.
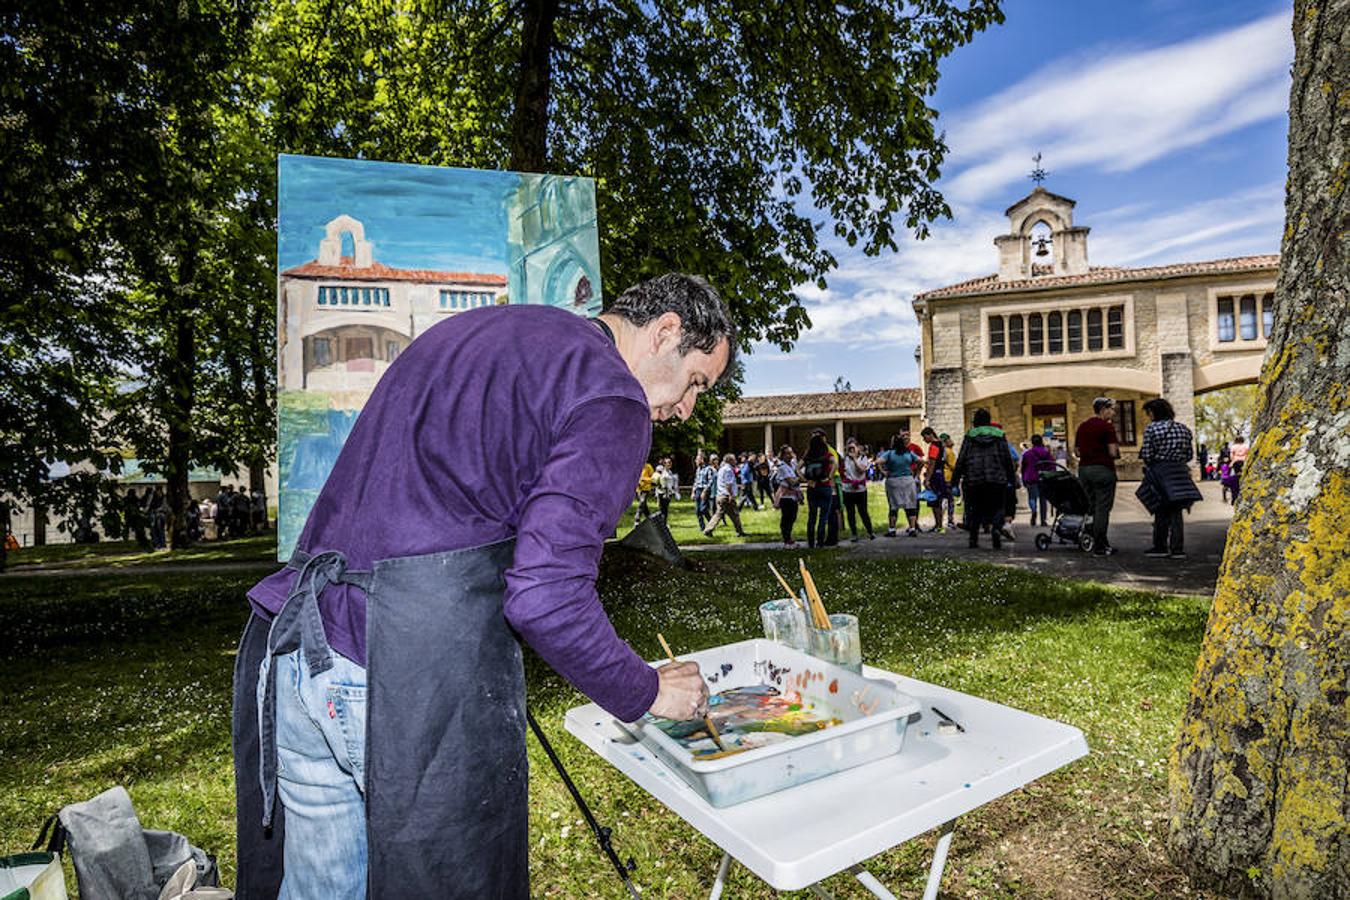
[564,666,1088,898]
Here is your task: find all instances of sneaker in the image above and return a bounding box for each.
[1145,549,1170,558]
[784,540,798,548]
[885,529,897,537]
[906,528,918,537]
[1169,551,1187,560]
[1000,526,1016,541]
[868,532,876,540]
[934,527,946,534]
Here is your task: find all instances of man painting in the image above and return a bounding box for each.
[233,274,735,899]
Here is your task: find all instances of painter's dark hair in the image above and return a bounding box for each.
[608,273,737,369]
[1143,398,1175,421]
[972,408,992,427]
[1031,433,1044,446]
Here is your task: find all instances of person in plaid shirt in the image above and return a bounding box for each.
[1139,398,1198,558]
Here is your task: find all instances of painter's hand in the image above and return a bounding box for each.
[648,661,709,720]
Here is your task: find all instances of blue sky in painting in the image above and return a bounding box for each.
[740,0,1293,396]
[277,154,519,275]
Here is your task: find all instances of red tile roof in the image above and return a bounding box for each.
[915,254,1278,302]
[283,257,508,286]
[724,388,922,420]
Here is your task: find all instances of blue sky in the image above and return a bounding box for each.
[740,0,1293,396]
[277,155,519,274]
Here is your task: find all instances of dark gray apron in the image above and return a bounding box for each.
[232,538,527,899]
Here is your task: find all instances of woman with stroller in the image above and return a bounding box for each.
[1138,398,1201,559]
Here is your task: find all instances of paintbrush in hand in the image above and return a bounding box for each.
[656,632,725,751]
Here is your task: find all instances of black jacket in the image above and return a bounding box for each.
[1136,461,1203,514]
[952,427,1016,488]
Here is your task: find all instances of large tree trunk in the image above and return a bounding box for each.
[1167,2,1349,897]
[166,250,199,551]
[507,0,559,172]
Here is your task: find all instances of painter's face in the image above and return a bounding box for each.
[1099,405,1116,423]
[637,318,730,422]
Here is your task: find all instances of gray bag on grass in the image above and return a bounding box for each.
[46,787,224,900]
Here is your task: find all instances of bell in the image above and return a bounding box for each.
[1034,237,1051,258]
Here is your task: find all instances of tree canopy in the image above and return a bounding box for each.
[2,0,1003,539]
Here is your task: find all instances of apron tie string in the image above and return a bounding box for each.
[257,548,371,828]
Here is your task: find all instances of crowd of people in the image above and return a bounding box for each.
[631,394,1213,561]
[1195,437,1246,504]
[119,484,268,548]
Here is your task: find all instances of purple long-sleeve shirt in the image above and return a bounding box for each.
[247,305,660,722]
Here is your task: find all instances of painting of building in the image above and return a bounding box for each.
[276,155,603,559]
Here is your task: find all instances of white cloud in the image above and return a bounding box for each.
[1089,181,1283,265]
[941,11,1292,203]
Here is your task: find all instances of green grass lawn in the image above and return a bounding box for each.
[0,551,1216,898]
[619,483,956,545]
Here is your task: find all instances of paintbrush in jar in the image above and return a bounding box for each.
[798,558,831,629]
[656,632,726,751]
[767,561,804,610]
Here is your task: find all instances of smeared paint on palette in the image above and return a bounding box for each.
[706,662,735,684]
[651,684,842,761]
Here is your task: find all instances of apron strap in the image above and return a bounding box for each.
[257,548,373,827]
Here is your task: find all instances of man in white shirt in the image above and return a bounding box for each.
[701,453,748,537]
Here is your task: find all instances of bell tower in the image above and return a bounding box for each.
[993,186,1091,281]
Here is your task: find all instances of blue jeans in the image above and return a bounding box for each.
[1026,482,1048,524]
[806,485,834,548]
[260,648,369,899]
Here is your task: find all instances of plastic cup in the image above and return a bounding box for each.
[759,598,809,651]
[808,613,862,674]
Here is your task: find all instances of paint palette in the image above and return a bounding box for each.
[624,639,921,807]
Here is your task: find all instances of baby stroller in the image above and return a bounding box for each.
[1032,464,1096,552]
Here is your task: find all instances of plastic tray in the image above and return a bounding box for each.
[621,639,920,807]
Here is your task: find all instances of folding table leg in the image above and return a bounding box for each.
[922,818,958,900]
[849,866,899,899]
[708,852,732,900]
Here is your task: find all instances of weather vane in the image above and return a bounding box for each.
[1030,152,1047,185]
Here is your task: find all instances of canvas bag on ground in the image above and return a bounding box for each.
[0,852,67,900]
[51,786,224,900]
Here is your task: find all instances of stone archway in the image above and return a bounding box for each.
[318,214,374,267]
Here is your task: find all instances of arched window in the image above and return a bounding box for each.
[1107,306,1124,349]
[1067,310,1082,353]
[1048,311,1063,353]
[1217,297,1236,341]
[1087,308,1103,351]
[1239,295,1258,340]
[1028,313,1043,355]
[1008,315,1024,356]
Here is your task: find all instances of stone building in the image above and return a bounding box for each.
[913,187,1275,477]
